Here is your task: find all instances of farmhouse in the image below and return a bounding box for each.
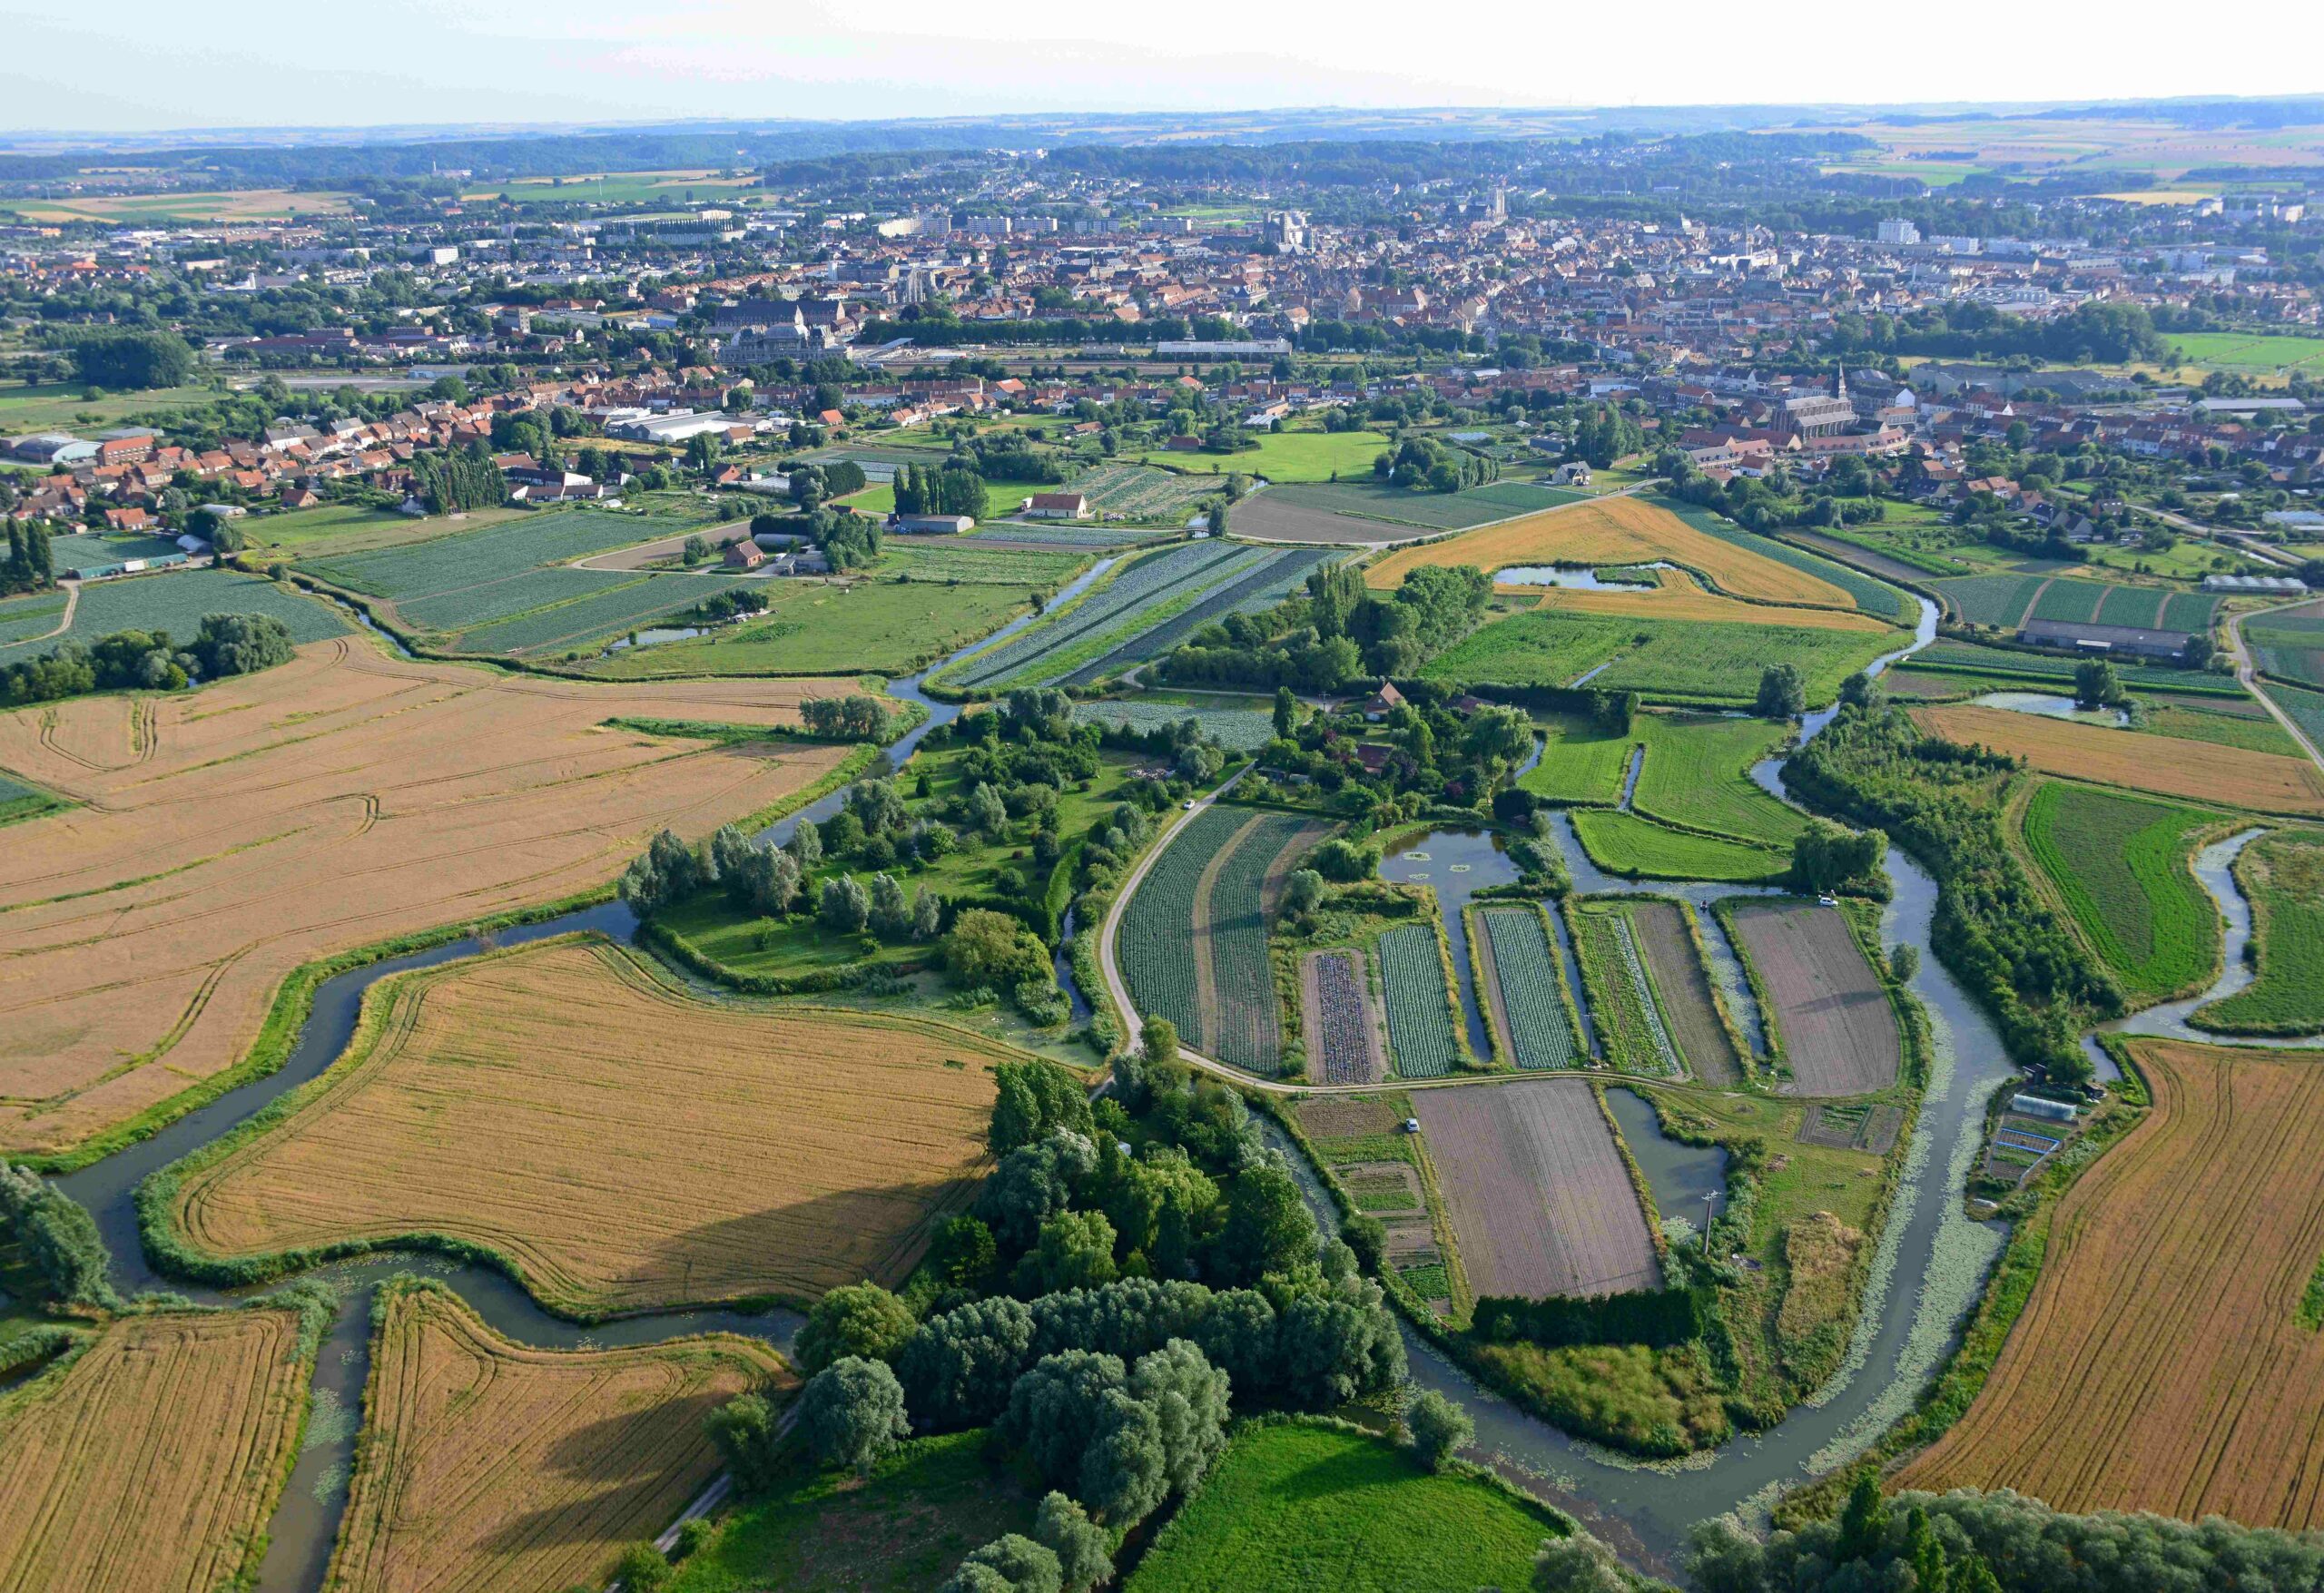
[721,539,763,570]
[1022,491,1091,519]
[2017,617,2193,661]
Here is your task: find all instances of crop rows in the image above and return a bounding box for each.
[975,523,1162,547]
[398,566,637,630]
[448,574,749,656]
[1910,640,2239,695]
[1203,812,1324,1070]
[1061,546,1335,686]
[2030,577,2115,624]
[949,542,1246,687]
[4,569,350,658]
[1118,805,1249,1048]
[1378,922,1462,1078]
[0,594,66,647]
[1071,700,1277,751]
[1928,574,2049,627]
[1072,463,1216,518]
[2021,781,2216,998]
[1478,907,1579,1068]
[305,509,663,600]
[1572,905,1679,1076]
[1307,950,1378,1085]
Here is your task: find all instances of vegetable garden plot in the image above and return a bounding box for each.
[0,594,64,648]
[2019,781,2219,999]
[1927,574,2049,627]
[1197,812,1334,1070]
[1303,949,1386,1086]
[1378,922,1462,1078]
[0,569,350,656]
[1474,907,1580,1070]
[1070,463,1217,519]
[303,509,673,600]
[1060,546,1336,686]
[1265,481,1512,532]
[1569,902,1680,1077]
[1627,900,1745,1086]
[1070,699,1275,751]
[2029,577,2113,624]
[1728,901,1900,1096]
[1411,1077,1661,1300]
[445,573,751,656]
[947,541,1246,688]
[1118,804,1250,1053]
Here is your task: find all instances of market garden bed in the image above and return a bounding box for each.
[1726,900,1901,1096]
[1301,949,1387,1086]
[1626,899,1746,1086]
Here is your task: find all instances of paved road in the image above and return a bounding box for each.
[2223,594,2324,773]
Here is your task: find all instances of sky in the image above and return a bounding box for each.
[1,0,2318,134]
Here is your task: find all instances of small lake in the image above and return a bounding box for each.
[1603,1086,1728,1229]
[605,624,712,652]
[1969,691,2129,727]
[1494,562,1670,591]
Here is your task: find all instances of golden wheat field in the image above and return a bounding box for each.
[170,936,1015,1314]
[1896,1039,2324,1527]
[0,638,852,1157]
[0,1310,310,1592]
[1365,495,1856,608]
[1521,567,1891,633]
[1909,703,2324,818]
[326,1281,787,1593]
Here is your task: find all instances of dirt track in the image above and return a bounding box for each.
[1413,1077,1660,1299]
[1729,902,1898,1096]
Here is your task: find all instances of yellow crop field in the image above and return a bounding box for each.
[0,638,852,1158]
[328,1281,787,1593]
[1521,567,1890,634]
[0,1310,310,1592]
[169,936,1016,1315]
[1897,1039,2324,1529]
[1910,703,2324,818]
[1366,495,1856,608]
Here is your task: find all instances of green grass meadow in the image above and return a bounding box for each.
[2019,781,2221,999]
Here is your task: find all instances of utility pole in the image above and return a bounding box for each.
[1700,1189,1718,1251]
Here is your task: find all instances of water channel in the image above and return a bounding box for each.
[41,556,1122,1592]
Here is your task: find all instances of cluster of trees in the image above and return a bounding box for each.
[3,526,54,596]
[951,431,1067,485]
[893,461,990,518]
[1788,820,1886,896]
[1,613,296,708]
[1687,1477,2324,1593]
[799,693,891,740]
[1163,561,1490,693]
[1783,703,2118,1085]
[65,328,195,390]
[0,1164,118,1313]
[1818,298,2171,367]
[409,442,507,514]
[812,506,884,570]
[1757,664,1807,719]
[1373,435,1498,494]
[783,458,868,509]
[1568,403,1649,469]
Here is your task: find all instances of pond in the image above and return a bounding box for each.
[604,624,713,652]
[1493,562,1670,591]
[1969,690,2129,728]
[1604,1086,1728,1229]
[1375,829,1521,1060]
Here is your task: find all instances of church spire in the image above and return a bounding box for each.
[1834,360,1848,401]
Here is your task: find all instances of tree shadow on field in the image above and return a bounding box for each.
[620,1176,980,1309]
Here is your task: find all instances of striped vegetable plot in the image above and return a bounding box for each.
[1379,923,1462,1078]
[1477,906,1581,1069]
[1118,805,1248,1048]
[947,542,1246,687]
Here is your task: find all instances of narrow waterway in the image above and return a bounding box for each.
[42,556,1123,1591]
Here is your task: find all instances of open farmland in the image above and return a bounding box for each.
[1910,703,2324,818]
[1260,480,1517,532]
[1728,901,1900,1095]
[1068,462,1218,520]
[576,578,1045,678]
[2195,831,2324,1036]
[1302,949,1387,1085]
[167,937,1008,1315]
[1519,712,1634,806]
[1630,713,1807,849]
[1518,566,1896,634]
[1896,1039,2324,1529]
[1628,900,1745,1086]
[1124,1421,1570,1593]
[2019,781,2221,1000]
[1904,639,2244,698]
[1568,809,1790,883]
[1648,495,1913,621]
[1059,544,1337,687]
[1473,906,1581,1070]
[0,1309,310,1592]
[1413,1077,1660,1299]
[1424,609,1896,706]
[1377,921,1464,1078]
[943,540,1247,688]
[1568,901,1681,1076]
[1119,806,1329,1070]
[0,639,847,1158]
[1228,493,1414,545]
[0,593,67,648]
[1130,428,1388,482]
[329,1281,786,1593]
[0,568,350,657]
[1369,494,1860,609]
[2247,603,2324,689]
[1070,698,1276,751]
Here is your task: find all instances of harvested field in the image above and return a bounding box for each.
[1303,949,1386,1086]
[1628,900,1744,1086]
[1728,902,1900,1096]
[1521,566,1892,634]
[1910,703,2324,818]
[1896,1040,2324,1529]
[0,639,847,1158]
[1413,1077,1660,1299]
[1369,495,1857,609]
[0,1309,310,1592]
[330,1281,785,1593]
[168,937,1008,1315]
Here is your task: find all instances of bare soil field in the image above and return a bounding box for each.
[329,1281,786,1593]
[1628,900,1744,1086]
[1413,1077,1660,1300]
[0,639,849,1158]
[1228,495,1409,545]
[1911,703,2324,818]
[1303,949,1386,1086]
[1896,1040,2324,1529]
[1729,902,1900,1096]
[0,1309,310,1592]
[169,937,1009,1315]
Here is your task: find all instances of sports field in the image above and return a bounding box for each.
[330,1280,786,1593]
[2018,782,2221,1000]
[167,937,1009,1314]
[0,1309,310,1592]
[1370,495,1859,609]
[1910,703,2324,818]
[1896,1040,2324,1529]
[2195,831,2324,1036]
[0,640,846,1158]
[1413,1077,1660,1298]
[1728,902,1899,1096]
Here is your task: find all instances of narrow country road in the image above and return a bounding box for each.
[23,578,78,644]
[2224,594,2324,773]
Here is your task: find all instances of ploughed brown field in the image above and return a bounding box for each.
[0,638,850,1157]
[1897,1040,2324,1529]
[1412,1077,1659,1299]
[1627,899,1745,1086]
[169,936,1012,1315]
[1728,902,1899,1096]
[1909,703,2324,819]
[328,1281,787,1593]
[0,1309,310,1592]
